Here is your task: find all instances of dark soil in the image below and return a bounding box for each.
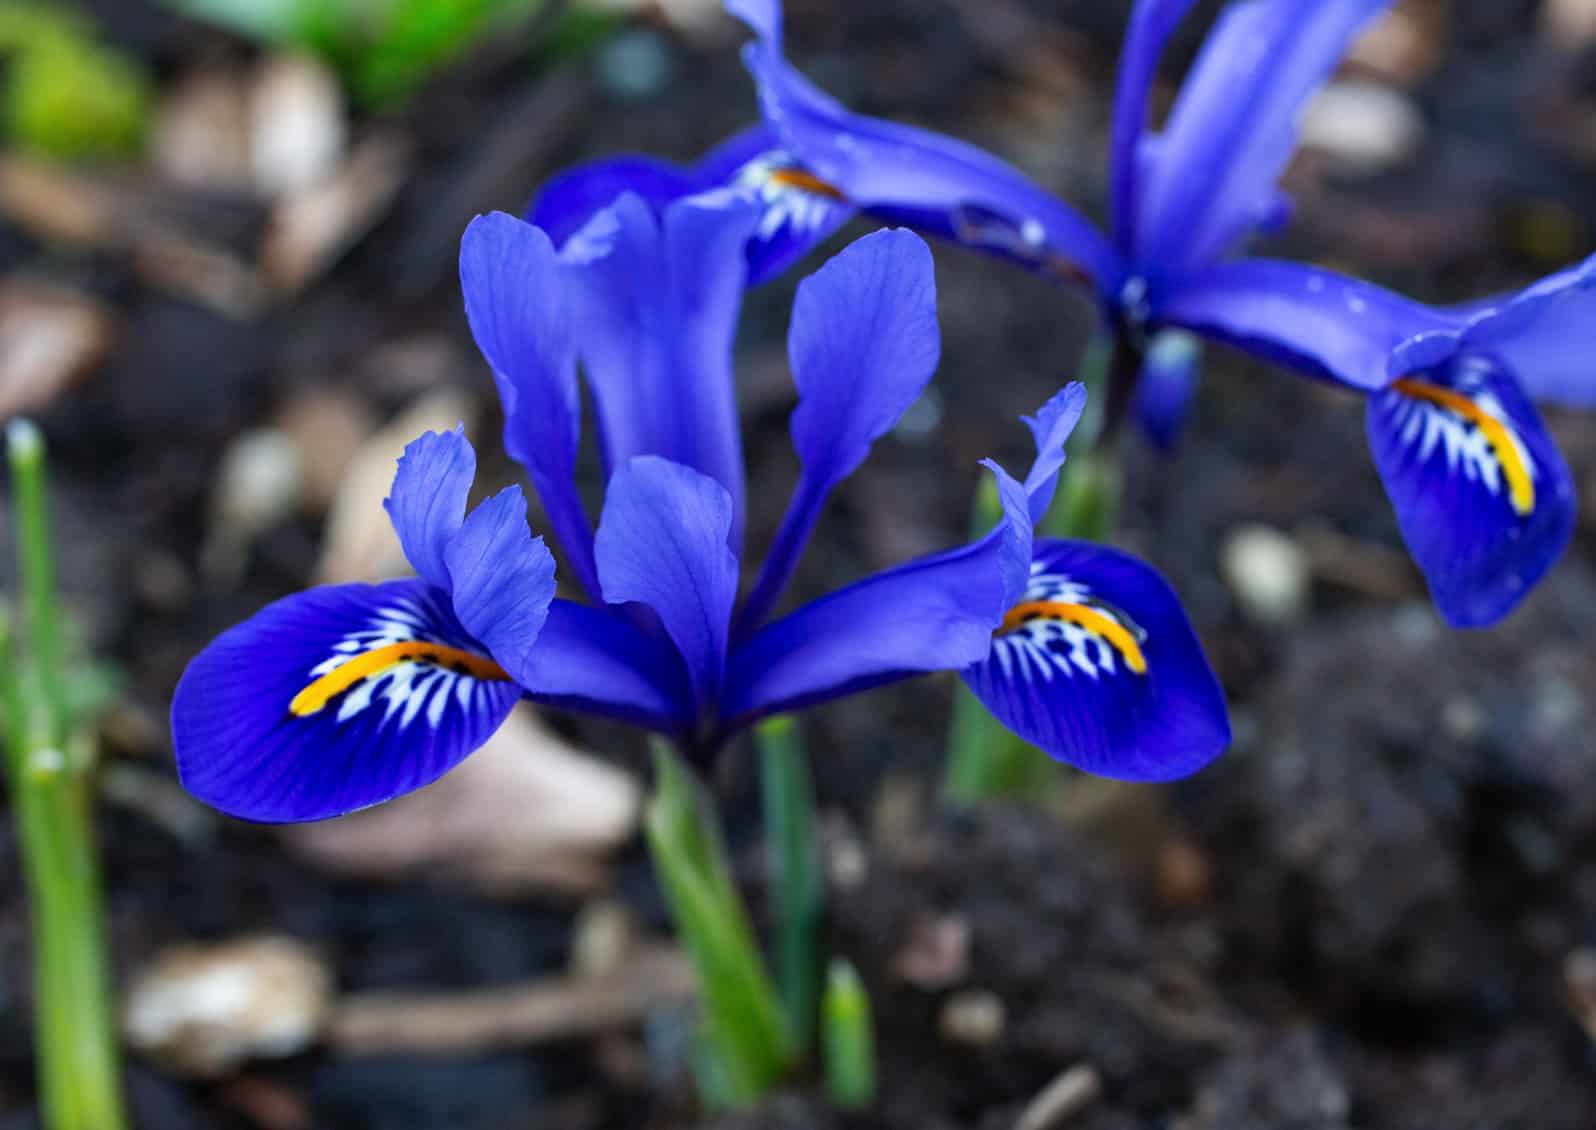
[4,1,1596,1127]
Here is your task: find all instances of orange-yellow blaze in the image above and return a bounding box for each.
[1393,378,1535,516]
[767,167,847,201]
[288,641,509,717]
[996,601,1148,675]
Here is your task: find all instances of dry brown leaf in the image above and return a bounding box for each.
[0,280,116,420]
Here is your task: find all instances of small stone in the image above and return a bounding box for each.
[1542,0,1596,47]
[1439,696,1486,742]
[891,913,970,989]
[1220,524,1311,626]
[938,988,1005,1047]
[1301,80,1425,175]
[124,936,332,1077]
[249,55,345,197]
[1157,836,1213,911]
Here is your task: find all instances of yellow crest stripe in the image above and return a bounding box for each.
[767,167,848,201]
[289,641,510,717]
[1392,377,1535,516]
[997,601,1148,675]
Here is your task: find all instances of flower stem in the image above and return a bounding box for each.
[755,715,822,1054]
[2,421,127,1130]
[645,738,793,1108]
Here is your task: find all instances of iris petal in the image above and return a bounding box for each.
[568,191,758,545]
[595,456,740,713]
[961,539,1229,781]
[1158,258,1454,391]
[1134,329,1202,452]
[383,427,474,592]
[172,580,521,823]
[726,0,1124,291]
[442,485,557,687]
[460,212,599,598]
[517,600,695,731]
[1109,0,1200,252]
[1367,355,1575,627]
[1135,0,1391,270]
[738,228,942,632]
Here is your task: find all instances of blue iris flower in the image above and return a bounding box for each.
[171,199,1229,823]
[536,0,1595,630]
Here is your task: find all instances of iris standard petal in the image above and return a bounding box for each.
[568,191,758,543]
[595,456,740,712]
[738,228,942,632]
[1367,355,1575,628]
[383,426,474,592]
[727,0,1124,291]
[172,580,521,823]
[441,485,557,687]
[1109,0,1200,251]
[1135,0,1390,271]
[1158,259,1455,391]
[1134,329,1202,451]
[516,600,695,730]
[962,539,1229,781]
[460,212,600,598]
[723,385,1084,723]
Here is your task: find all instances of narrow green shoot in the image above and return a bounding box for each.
[2,420,127,1130]
[755,714,822,1054]
[645,739,794,1108]
[820,958,876,1111]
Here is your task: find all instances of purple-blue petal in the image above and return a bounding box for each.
[442,485,557,687]
[460,212,600,598]
[172,580,520,823]
[961,540,1229,781]
[517,600,695,731]
[724,386,1082,723]
[1135,0,1391,271]
[1019,382,1088,522]
[1158,258,1455,391]
[1109,0,1200,253]
[1367,355,1575,628]
[1446,251,1596,407]
[568,191,758,544]
[528,157,698,253]
[595,456,740,712]
[737,228,942,634]
[727,0,1124,291]
[383,427,474,592]
[1134,329,1202,452]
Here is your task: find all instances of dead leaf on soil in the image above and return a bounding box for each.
[0,280,116,420]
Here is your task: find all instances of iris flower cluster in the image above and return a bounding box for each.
[540,0,1596,630]
[173,195,1228,821]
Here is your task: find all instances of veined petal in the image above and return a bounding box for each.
[963,540,1228,781]
[568,191,758,545]
[723,385,1084,723]
[442,485,557,687]
[1438,252,1596,407]
[1367,355,1575,628]
[460,212,600,598]
[529,157,699,252]
[517,600,695,730]
[172,581,521,823]
[738,228,941,633]
[726,0,1124,292]
[528,126,855,287]
[595,456,740,712]
[1135,329,1202,451]
[383,427,474,592]
[1158,258,1455,391]
[1110,0,1200,252]
[1135,0,1391,270]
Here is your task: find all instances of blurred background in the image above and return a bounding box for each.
[2,0,1596,1126]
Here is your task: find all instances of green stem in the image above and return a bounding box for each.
[645,739,793,1108]
[755,715,822,1055]
[2,421,126,1130]
[820,958,876,1110]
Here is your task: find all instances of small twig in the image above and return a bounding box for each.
[1013,1063,1102,1130]
[326,946,694,1056]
